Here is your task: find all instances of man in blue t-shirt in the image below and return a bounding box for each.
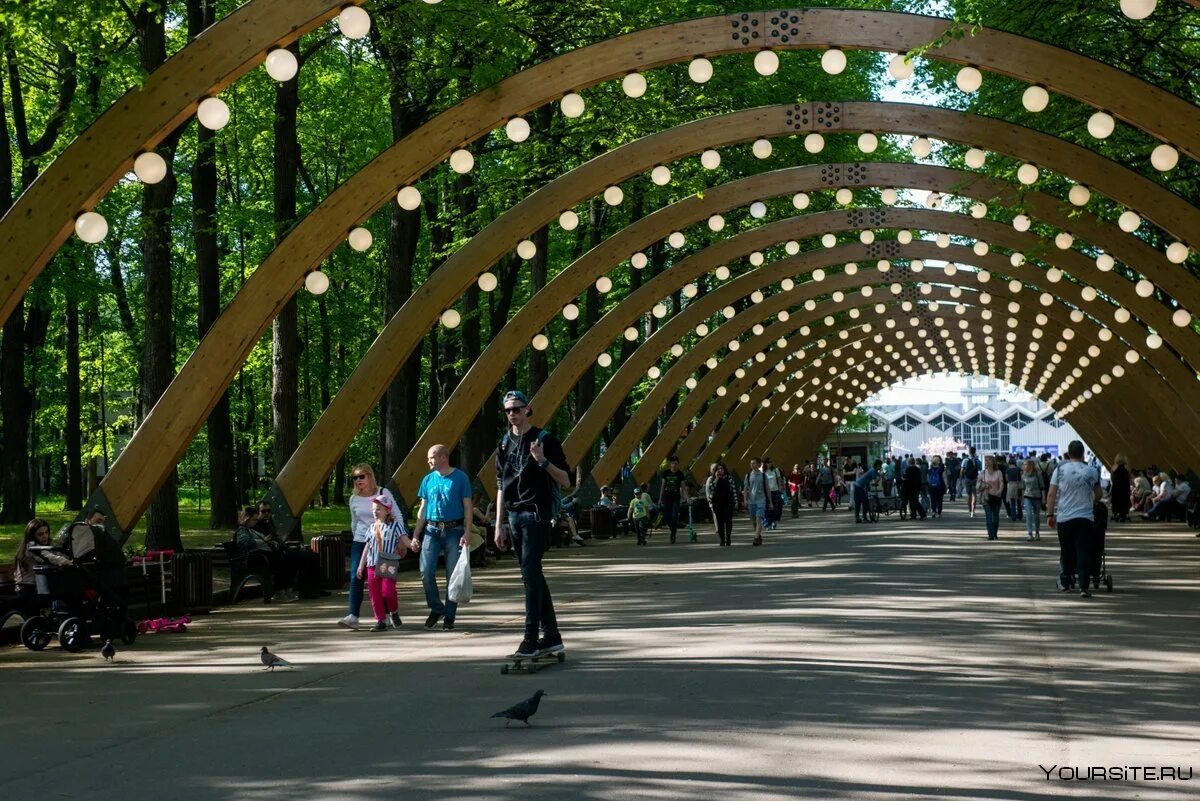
[1047,440,1102,597]
[412,444,474,630]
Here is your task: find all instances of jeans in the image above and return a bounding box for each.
[661,496,680,540]
[366,566,398,622]
[508,511,559,642]
[853,485,869,521]
[791,490,800,517]
[1023,497,1041,537]
[348,540,366,617]
[947,473,959,501]
[983,499,1000,539]
[930,486,945,516]
[821,484,835,510]
[420,525,463,622]
[633,517,648,544]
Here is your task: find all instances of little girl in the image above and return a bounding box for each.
[357,494,413,631]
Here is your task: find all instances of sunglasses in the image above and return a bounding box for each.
[352,474,368,481]
[504,407,527,415]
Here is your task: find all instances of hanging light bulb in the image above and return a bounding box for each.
[622,72,647,98]
[668,231,685,248]
[1013,214,1031,232]
[715,266,730,280]
[1120,0,1157,20]
[804,133,825,153]
[785,241,800,255]
[197,97,230,130]
[1135,278,1155,297]
[265,48,299,82]
[74,211,109,243]
[688,57,714,83]
[1055,232,1074,250]
[754,50,780,76]
[305,270,330,295]
[1118,210,1141,232]
[560,92,585,118]
[603,186,624,206]
[440,309,461,329]
[1017,163,1039,185]
[700,149,721,169]
[348,226,373,252]
[897,230,912,244]
[631,252,648,269]
[1087,111,1115,139]
[531,334,549,351]
[338,5,372,39]
[477,272,498,292]
[683,283,698,298]
[650,165,671,185]
[133,152,167,184]
[911,137,932,158]
[1166,242,1189,264]
[517,239,537,260]
[793,192,810,210]
[449,149,474,174]
[881,187,898,205]
[559,209,579,231]
[1172,308,1192,327]
[750,201,768,218]
[964,147,986,168]
[597,352,613,367]
[505,117,531,143]
[835,188,853,205]
[821,48,847,74]
[748,138,773,159]
[708,214,725,232]
[955,65,983,93]
[596,276,613,293]
[1068,184,1090,206]
[396,185,422,210]
[888,53,914,80]
[1096,253,1115,271]
[969,202,987,219]
[1150,143,1178,171]
[1022,85,1049,112]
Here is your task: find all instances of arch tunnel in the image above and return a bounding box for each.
[2,4,1198,541]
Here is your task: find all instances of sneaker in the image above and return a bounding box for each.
[424,612,442,629]
[1056,579,1071,592]
[511,640,540,659]
[390,612,402,629]
[537,634,565,655]
[1079,588,1092,598]
[337,615,361,630]
[442,619,455,631]
[371,621,388,632]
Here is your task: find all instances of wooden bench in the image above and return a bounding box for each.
[213,542,274,604]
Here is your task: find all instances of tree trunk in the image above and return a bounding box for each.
[65,267,83,509]
[271,43,301,482]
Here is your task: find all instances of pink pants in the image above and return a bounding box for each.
[366,567,398,621]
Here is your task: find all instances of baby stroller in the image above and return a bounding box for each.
[1055,502,1114,594]
[20,522,136,652]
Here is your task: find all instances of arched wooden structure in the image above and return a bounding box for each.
[3,7,1196,537]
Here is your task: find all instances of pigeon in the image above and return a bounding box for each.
[491,689,547,727]
[260,646,293,671]
[100,640,116,662]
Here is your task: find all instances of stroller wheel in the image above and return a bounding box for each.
[1105,575,1113,592]
[58,617,89,652]
[20,615,53,651]
[121,618,139,645]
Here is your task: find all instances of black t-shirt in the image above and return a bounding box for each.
[660,469,686,498]
[495,426,570,515]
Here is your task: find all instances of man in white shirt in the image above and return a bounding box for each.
[1046,441,1102,597]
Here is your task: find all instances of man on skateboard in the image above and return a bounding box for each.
[494,390,572,660]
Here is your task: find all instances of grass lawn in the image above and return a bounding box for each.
[0,496,353,563]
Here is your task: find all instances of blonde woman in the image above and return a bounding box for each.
[338,463,398,630]
[1021,459,1043,541]
[977,456,1005,540]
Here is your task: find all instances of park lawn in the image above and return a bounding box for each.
[0,497,352,563]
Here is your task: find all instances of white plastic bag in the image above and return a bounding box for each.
[448,546,473,604]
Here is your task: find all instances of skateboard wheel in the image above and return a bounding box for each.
[556,652,566,663]
[501,665,509,674]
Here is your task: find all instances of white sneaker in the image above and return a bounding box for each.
[337,614,360,630]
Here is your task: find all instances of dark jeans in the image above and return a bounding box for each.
[713,504,734,544]
[904,491,925,520]
[853,485,869,521]
[930,486,945,516]
[508,511,559,642]
[947,473,959,501]
[1057,517,1096,588]
[661,496,680,540]
[348,540,366,617]
[984,499,1000,539]
[633,518,648,544]
[821,484,835,510]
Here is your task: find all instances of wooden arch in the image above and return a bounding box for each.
[5,6,1199,328]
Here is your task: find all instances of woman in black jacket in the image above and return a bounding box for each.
[709,462,739,547]
[1109,454,1132,522]
[901,457,926,521]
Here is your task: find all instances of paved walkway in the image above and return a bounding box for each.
[3,501,1198,800]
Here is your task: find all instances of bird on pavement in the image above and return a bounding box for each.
[491,690,546,727]
[260,646,293,671]
[101,640,116,662]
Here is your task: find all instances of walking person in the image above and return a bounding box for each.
[710,462,738,546]
[1005,456,1023,521]
[762,457,785,530]
[901,456,926,521]
[494,390,572,659]
[818,460,836,511]
[657,455,689,544]
[853,460,881,524]
[961,448,981,518]
[338,464,398,630]
[928,455,947,517]
[704,463,721,538]
[628,488,650,545]
[788,463,803,519]
[977,456,1005,540]
[355,495,412,631]
[1047,441,1102,596]
[411,444,473,631]
[743,457,767,546]
[1021,459,1043,541]
[946,452,960,502]
[1109,454,1131,523]
[917,456,931,513]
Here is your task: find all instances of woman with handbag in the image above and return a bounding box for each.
[977,456,1006,541]
[356,494,412,631]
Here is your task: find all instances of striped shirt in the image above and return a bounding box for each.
[365,519,408,566]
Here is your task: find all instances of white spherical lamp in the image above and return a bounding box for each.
[688,57,714,83]
[1022,85,1049,112]
[516,239,537,260]
[559,209,579,231]
[531,334,549,351]
[621,72,647,98]
[700,149,721,169]
[1135,278,1154,297]
[596,276,613,293]
[505,117,530,143]
[970,202,987,219]
[347,226,373,252]
[449,149,474,174]
[804,133,825,153]
[1087,111,1115,139]
[889,53,914,80]
[1017,163,1039,185]
[881,187,898,205]
[74,211,109,244]
[667,231,685,249]
[1118,210,1141,232]
[265,48,299,82]
[750,201,768,219]
[1172,308,1191,327]
[821,234,836,248]
[911,137,932,158]
[1146,333,1162,350]
[603,186,624,206]
[396,185,422,210]
[1068,184,1090,206]
[338,6,371,39]
[708,214,725,232]
[714,265,730,280]
[793,192,810,210]
[964,147,986,169]
[1055,232,1074,250]
[683,283,698,298]
[1166,242,1189,264]
[477,272,498,292]
[1120,0,1157,20]
[597,352,613,367]
[785,241,800,255]
[650,165,671,186]
[955,65,983,93]
[631,252,648,269]
[860,230,875,244]
[560,92,585,118]
[197,97,230,130]
[754,50,780,76]
[897,230,913,244]
[854,132,879,154]
[133,152,167,184]
[304,270,329,295]
[750,138,773,159]
[835,188,853,205]
[1096,253,1115,271]
[1150,143,1178,172]
[1012,214,1031,232]
[652,303,668,319]
[440,309,461,329]
[821,48,847,75]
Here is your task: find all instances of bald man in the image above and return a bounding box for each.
[411,444,473,630]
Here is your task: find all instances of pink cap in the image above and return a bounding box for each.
[371,494,393,511]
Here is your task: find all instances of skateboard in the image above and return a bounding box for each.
[501,650,567,674]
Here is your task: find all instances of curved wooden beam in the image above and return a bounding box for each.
[7,8,1199,328]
